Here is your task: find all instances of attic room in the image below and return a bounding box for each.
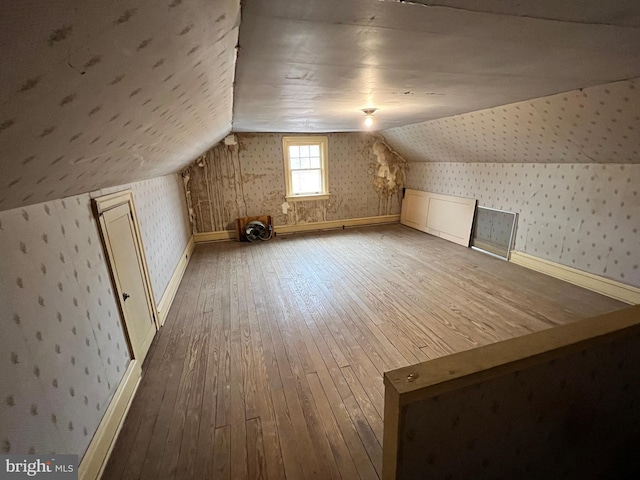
[1,0,639,479]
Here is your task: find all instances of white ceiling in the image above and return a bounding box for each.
[233,0,640,132]
[1,0,640,210]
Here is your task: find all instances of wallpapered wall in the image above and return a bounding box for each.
[399,332,640,479]
[0,0,240,212]
[0,173,191,458]
[384,79,640,288]
[183,133,402,233]
[125,175,191,300]
[407,163,639,287]
[383,79,639,165]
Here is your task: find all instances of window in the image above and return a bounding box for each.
[283,136,330,201]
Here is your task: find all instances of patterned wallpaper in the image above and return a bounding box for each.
[385,79,640,288]
[0,195,129,457]
[129,175,191,301]
[0,173,192,458]
[406,162,640,288]
[384,78,640,165]
[399,331,640,479]
[183,133,402,233]
[0,0,240,212]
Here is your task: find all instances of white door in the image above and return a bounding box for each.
[96,194,157,362]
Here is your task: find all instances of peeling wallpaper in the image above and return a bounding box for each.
[400,331,640,479]
[0,174,191,457]
[0,0,240,212]
[384,78,640,165]
[183,133,402,233]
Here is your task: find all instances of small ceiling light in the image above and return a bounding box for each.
[362,108,377,128]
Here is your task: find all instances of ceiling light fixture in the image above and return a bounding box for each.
[362,108,377,128]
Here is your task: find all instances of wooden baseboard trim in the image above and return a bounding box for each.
[276,214,400,234]
[509,250,640,305]
[79,360,142,480]
[193,230,237,243]
[193,215,401,243]
[156,237,195,326]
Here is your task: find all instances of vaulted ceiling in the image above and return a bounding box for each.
[1,0,640,211]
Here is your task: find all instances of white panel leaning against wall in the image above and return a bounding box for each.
[385,79,640,289]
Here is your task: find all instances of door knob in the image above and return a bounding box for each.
[123,293,130,301]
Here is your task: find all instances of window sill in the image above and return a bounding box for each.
[285,193,331,202]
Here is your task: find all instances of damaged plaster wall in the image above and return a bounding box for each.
[183,139,248,232]
[389,79,640,288]
[183,132,403,232]
[373,139,408,216]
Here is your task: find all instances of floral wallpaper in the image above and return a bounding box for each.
[0,0,240,212]
[183,133,401,233]
[0,174,192,458]
[384,79,640,288]
[399,331,640,479]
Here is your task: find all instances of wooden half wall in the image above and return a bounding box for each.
[383,304,640,479]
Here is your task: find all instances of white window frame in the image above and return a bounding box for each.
[282,135,330,201]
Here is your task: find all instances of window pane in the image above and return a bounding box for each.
[284,138,327,197]
[292,170,322,194]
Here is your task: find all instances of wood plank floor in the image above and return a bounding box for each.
[102,224,625,480]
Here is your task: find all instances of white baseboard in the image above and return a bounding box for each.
[156,237,195,326]
[79,360,142,480]
[193,215,400,243]
[510,251,640,305]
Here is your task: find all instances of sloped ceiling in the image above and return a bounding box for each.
[384,78,640,163]
[2,0,640,211]
[233,0,640,132]
[0,0,240,211]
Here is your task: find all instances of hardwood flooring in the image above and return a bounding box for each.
[102,224,625,480]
